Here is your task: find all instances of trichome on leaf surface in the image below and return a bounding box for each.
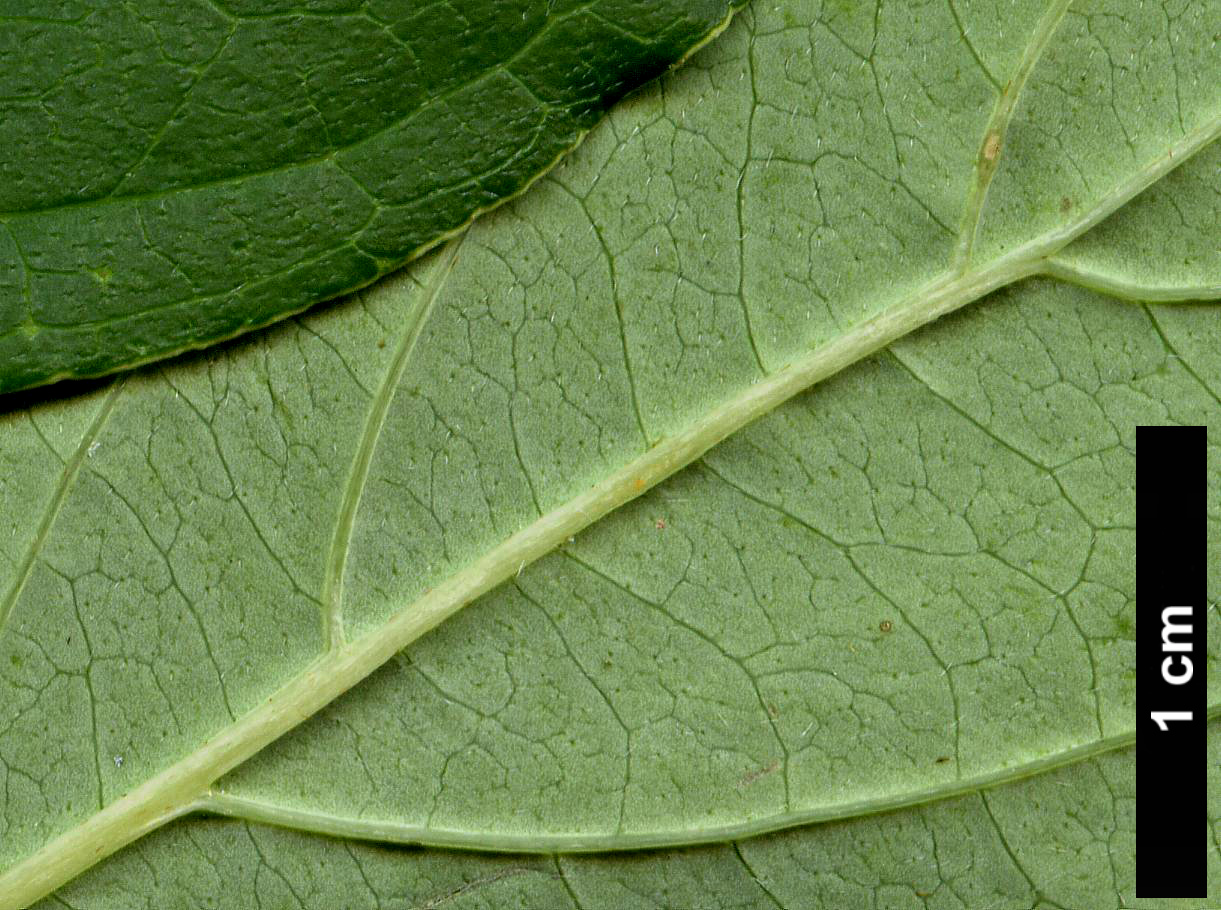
[1,0,1219,907]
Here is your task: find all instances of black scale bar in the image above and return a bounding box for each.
[1137,425,1206,898]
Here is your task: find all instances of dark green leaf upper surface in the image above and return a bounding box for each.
[0,0,738,394]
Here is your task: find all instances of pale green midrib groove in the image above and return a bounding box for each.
[953,0,1073,271]
[196,716,1221,852]
[2,118,1217,910]
[322,238,464,648]
[1041,257,1221,302]
[0,379,123,634]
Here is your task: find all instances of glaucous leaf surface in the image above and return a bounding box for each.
[0,0,741,394]
[1,0,1218,905]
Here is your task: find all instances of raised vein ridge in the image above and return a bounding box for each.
[195,720,1221,852]
[322,238,464,648]
[0,380,123,634]
[953,0,1073,271]
[1,113,1216,907]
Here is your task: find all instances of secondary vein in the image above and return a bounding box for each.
[1041,256,1221,302]
[194,724,1172,852]
[1,113,1217,910]
[322,237,464,649]
[952,0,1073,271]
[0,379,124,634]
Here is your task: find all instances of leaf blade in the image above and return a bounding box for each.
[0,0,743,394]
[1,1,1218,903]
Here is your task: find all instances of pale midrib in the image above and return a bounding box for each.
[322,238,463,648]
[1043,257,1221,302]
[2,113,1218,910]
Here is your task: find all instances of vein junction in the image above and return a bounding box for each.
[1,19,1220,903]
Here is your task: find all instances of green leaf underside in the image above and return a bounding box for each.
[0,0,1218,905]
[39,729,1221,910]
[0,0,741,395]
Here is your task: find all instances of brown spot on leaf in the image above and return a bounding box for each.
[655,518,667,530]
[1060,196,1073,213]
[739,759,781,788]
[982,131,1002,163]
[879,620,893,633]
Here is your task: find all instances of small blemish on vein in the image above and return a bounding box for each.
[982,131,1002,163]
